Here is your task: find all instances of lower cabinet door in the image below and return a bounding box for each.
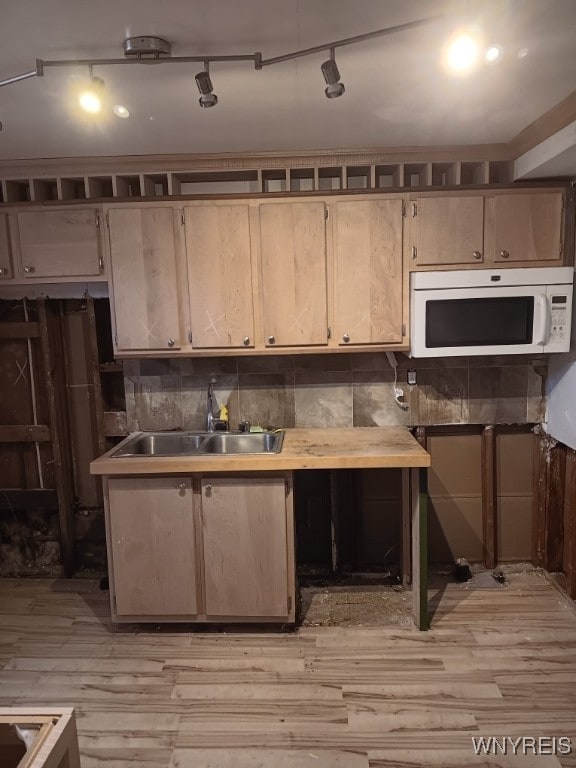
[201,477,290,618]
[107,477,197,618]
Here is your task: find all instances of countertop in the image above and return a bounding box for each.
[90,427,430,475]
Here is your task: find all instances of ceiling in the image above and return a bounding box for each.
[1,0,576,160]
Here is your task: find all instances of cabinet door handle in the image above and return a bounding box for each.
[23,266,35,274]
[204,484,212,497]
[178,482,187,491]
[0,267,7,276]
[167,338,175,347]
[267,335,275,345]
[243,336,250,346]
[500,250,510,259]
[342,333,350,343]
[473,251,482,260]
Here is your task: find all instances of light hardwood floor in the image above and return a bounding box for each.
[1,573,575,767]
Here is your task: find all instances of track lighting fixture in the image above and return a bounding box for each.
[321,49,345,99]
[0,14,459,108]
[195,63,218,108]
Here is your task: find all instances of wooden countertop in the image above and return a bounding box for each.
[90,427,430,475]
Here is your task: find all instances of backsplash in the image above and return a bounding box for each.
[123,352,547,431]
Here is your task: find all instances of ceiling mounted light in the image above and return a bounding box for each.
[195,63,218,108]
[321,49,345,99]
[485,45,502,63]
[78,68,105,114]
[113,104,130,118]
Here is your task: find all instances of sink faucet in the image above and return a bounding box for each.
[206,382,217,431]
[206,381,229,432]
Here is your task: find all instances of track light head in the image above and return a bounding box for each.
[195,66,218,108]
[78,75,105,114]
[321,54,345,99]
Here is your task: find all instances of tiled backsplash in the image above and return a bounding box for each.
[123,353,547,431]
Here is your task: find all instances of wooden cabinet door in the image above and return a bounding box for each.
[491,192,563,263]
[259,202,328,347]
[201,477,290,618]
[0,215,12,280]
[107,477,198,618]
[333,199,404,345]
[415,196,485,266]
[108,207,183,351]
[14,208,103,278]
[184,204,255,348]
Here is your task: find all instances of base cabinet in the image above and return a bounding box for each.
[107,477,199,618]
[105,473,295,623]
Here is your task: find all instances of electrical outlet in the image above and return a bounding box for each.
[408,369,417,386]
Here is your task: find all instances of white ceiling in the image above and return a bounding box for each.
[1,0,576,160]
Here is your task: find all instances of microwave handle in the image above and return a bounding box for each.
[534,294,551,345]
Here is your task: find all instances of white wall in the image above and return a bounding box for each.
[546,354,576,450]
[546,251,576,449]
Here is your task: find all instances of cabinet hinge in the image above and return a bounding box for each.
[187,330,193,344]
[285,479,290,496]
[411,202,417,217]
[288,595,292,613]
[98,255,104,273]
[113,595,117,609]
[324,208,329,220]
[411,246,417,260]
[181,211,185,225]
[402,323,406,337]
[327,326,331,339]
[96,214,101,229]
[114,332,118,345]
[105,212,110,228]
[402,202,406,217]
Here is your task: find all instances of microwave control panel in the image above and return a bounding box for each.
[550,295,568,343]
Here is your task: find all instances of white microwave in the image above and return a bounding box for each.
[410,267,574,357]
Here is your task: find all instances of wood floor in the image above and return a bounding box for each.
[1,573,576,767]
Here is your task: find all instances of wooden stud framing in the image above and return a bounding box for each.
[565,448,576,600]
[401,468,411,587]
[84,297,107,456]
[329,469,339,573]
[547,441,566,572]
[38,299,75,576]
[0,321,40,338]
[532,429,567,572]
[481,425,497,569]
[0,425,50,442]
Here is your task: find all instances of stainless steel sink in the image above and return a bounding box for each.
[201,432,284,455]
[110,430,284,457]
[110,432,207,457]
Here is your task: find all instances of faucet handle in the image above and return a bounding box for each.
[239,420,251,433]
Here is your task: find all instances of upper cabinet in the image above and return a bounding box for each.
[332,199,404,345]
[489,192,563,263]
[411,191,564,269]
[184,203,255,349]
[413,196,485,266]
[107,206,185,352]
[11,208,104,279]
[259,201,328,347]
[0,215,13,280]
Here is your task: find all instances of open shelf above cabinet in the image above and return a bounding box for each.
[0,158,514,205]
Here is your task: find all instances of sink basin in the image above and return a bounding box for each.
[201,432,284,455]
[110,430,284,457]
[110,432,207,457]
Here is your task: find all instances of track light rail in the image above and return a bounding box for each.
[0,13,444,88]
